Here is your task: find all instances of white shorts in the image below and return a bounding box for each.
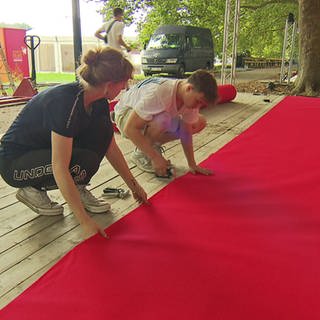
[115,109,181,137]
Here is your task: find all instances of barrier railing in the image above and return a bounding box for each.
[243,57,283,68]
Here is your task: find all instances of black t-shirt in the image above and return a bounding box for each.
[0,82,114,159]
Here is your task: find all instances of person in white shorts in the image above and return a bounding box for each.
[114,70,219,178]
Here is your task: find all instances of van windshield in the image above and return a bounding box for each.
[147,33,182,49]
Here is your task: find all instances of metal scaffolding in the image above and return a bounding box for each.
[280,13,297,84]
[221,0,240,85]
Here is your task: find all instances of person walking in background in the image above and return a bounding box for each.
[113,70,219,179]
[0,47,147,239]
[95,7,131,52]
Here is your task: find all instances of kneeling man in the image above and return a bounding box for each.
[114,70,218,178]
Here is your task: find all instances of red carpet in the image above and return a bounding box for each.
[2,96,320,319]
[216,84,237,104]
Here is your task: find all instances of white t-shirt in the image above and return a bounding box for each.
[102,19,124,50]
[114,78,199,124]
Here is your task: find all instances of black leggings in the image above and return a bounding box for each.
[0,148,101,190]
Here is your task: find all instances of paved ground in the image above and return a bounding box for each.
[233,67,280,84]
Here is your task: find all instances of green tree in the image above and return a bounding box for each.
[239,2,298,57]
[292,0,320,96]
[94,0,296,57]
[93,0,320,96]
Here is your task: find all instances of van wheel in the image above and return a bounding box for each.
[176,65,185,78]
[206,62,213,71]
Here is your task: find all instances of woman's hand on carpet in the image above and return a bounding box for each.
[81,216,109,239]
[131,182,149,204]
[128,177,149,204]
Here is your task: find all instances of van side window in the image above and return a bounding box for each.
[166,34,181,48]
[191,36,202,49]
[200,34,212,48]
[185,36,191,49]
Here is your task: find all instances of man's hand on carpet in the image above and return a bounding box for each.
[152,157,171,177]
[189,165,213,176]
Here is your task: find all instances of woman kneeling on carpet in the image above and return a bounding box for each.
[0,47,147,238]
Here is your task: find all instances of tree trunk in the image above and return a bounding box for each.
[292,0,320,96]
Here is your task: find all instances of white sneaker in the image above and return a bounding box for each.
[77,185,111,213]
[16,187,64,216]
[130,149,154,173]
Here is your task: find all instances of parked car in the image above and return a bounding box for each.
[141,25,214,78]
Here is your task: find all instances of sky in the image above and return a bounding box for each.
[0,0,137,37]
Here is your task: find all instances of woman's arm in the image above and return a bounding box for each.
[51,131,107,238]
[105,136,148,203]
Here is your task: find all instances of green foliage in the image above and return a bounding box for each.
[91,0,298,58]
[238,2,298,57]
[126,39,142,50]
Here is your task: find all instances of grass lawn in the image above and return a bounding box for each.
[36,72,146,84]
[6,72,145,94]
[1,72,147,96]
[37,72,76,84]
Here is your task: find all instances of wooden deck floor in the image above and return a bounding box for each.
[0,93,284,309]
